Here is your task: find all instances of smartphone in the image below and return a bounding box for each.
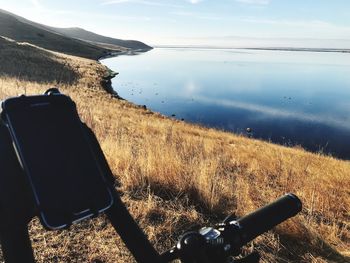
[1,94,114,229]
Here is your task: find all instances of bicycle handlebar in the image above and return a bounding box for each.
[161,193,302,263]
[234,193,302,246]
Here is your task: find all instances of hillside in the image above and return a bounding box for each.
[0,36,79,84]
[0,37,349,262]
[0,9,151,55]
[0,9,114,60]
[47,27,152,51]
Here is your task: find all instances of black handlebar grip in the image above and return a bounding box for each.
[236,193,302,245]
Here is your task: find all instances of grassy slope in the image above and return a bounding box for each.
[0,38,349,262]
[0,9,113,60]
[45,27,153,51]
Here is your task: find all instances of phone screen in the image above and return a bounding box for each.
[4,95,113,229]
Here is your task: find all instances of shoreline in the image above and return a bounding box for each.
[98,48,152,99]
[97,51,124,98]
[100,66,121,98]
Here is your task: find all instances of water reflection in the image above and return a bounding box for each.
[102,48,350,159]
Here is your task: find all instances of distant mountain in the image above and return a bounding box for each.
[48,27,153,51]
[0,9,111,59]
[0,9,152,60]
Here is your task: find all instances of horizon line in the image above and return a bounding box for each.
[152,45,350,53]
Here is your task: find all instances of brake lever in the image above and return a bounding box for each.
[223,214,237,224]
[233,252,260,263]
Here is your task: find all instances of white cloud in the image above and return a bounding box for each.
[29,0,42,8]
[188,0,203,4]
[102,0,183,7]
[102,0,131,4]
[172,11,224,20]
[103,0,203,6]
[235,0,271,5]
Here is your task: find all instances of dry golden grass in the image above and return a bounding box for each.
[0,37,349,262]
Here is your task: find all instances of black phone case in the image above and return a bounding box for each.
[1,94,114,230]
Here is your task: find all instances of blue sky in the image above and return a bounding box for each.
[1,0,350,48]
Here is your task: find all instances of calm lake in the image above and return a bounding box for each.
[102,48,350,159]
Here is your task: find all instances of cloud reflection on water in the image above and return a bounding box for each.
[195,96,350,131]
